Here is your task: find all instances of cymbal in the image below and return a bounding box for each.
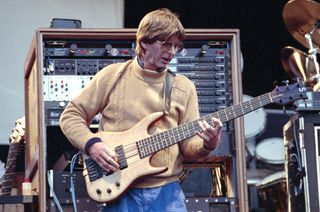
[280,46,318,87]
[283,0,320,52]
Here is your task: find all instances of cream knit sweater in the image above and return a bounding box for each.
[60,57,211,188]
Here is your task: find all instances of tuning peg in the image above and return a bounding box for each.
[282,80,290,86]
[282,106,287,115]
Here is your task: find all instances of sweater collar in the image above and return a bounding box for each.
[133,56,167,83]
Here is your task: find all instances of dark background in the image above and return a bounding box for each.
[124,0,309,107]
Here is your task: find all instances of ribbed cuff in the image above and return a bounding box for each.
[84,137,102,154]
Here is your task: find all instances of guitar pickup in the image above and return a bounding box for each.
[115,145,128,169]
[85,145,128,182]
[85,158,104,181]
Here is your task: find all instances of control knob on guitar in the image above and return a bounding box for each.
[82,82,308,203]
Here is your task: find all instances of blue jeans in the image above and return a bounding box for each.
[100,181,187,212]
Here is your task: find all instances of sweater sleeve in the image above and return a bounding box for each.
[178,81,212,161]
[59,62,129,151]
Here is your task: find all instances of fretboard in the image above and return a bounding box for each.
[137,92,272,158]
[1,142,20,195]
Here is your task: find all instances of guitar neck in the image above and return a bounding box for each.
[137,92,272,158]
[1,142,20,195]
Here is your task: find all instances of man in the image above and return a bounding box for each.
[60,8,222,212]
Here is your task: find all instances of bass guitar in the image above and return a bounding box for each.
[82,81,308,203]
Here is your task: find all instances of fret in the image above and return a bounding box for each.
[162,132,168,148]
[188,123,194,137]
[163,131,170,147]
[149,137,155,153]
[141,143,146,156]
[257,96,263,107]
[158,132,167,151]
[176,126,184,142]
[181,125,189,140]
[190,121,198,134]
[251,97,261,110]
[172,127,181,143]
[233,104,243,117]
[215,111,220,120]
[155,134,163,152]
[137,140,146,157]
[263,93,272,105]
[226,106,236,120]
[242,101,251,114]
[155,139,161,152]
[217,109,228,123]
[146,138,152,155]
[167,129,175,146]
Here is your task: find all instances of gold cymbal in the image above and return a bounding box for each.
[283,0,320,52]
[280,46,318,86]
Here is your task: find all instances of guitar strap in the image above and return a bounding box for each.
[163,69,175,114]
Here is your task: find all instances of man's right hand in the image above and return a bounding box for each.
[88,142,119,172]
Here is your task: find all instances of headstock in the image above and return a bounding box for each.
[9,116,25,144]
[271,81,308,105]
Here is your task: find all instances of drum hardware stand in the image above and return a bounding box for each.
[245,139,256,169]
[304,21,320,91]
[298,116,312,212]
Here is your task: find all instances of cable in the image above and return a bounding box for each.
[70,151,81,212]
[47,170,63,212]
[291,114,303,195]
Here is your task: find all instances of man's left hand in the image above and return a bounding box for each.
[196,117,223,150]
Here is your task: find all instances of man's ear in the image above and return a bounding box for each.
[140,41,147,49]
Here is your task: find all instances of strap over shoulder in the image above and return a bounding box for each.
[163,69,175,114]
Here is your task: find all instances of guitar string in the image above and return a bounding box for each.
[119,92,273,162]
[83,92,274,171]
[84,91,287,175]
[86,87,305,179]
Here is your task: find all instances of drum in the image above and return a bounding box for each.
[243,94,267,140]
[255,137,285,170]
[256,171,287,212]
[243,94,267,163]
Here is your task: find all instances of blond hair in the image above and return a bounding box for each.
[135,8,185,56]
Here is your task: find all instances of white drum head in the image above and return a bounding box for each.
[243,94,267,139]
[255,137,285,165]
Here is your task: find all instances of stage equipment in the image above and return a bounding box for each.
[50,18,82,29]
[280,46,318,88]
[283,0,320,53]
[185,197,236,212]
[242,94,267,166]
[283,116,305,212]
[283,95,320,212]
[296,109,320,211]
[255,137,285,171]
[256,171,287,212]
[24,28,248,211]
[283,0,320,90]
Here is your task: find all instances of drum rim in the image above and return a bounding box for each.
[255,171,286,188]
[255,137,285,164]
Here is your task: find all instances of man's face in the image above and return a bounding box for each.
[141,36,182,71]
